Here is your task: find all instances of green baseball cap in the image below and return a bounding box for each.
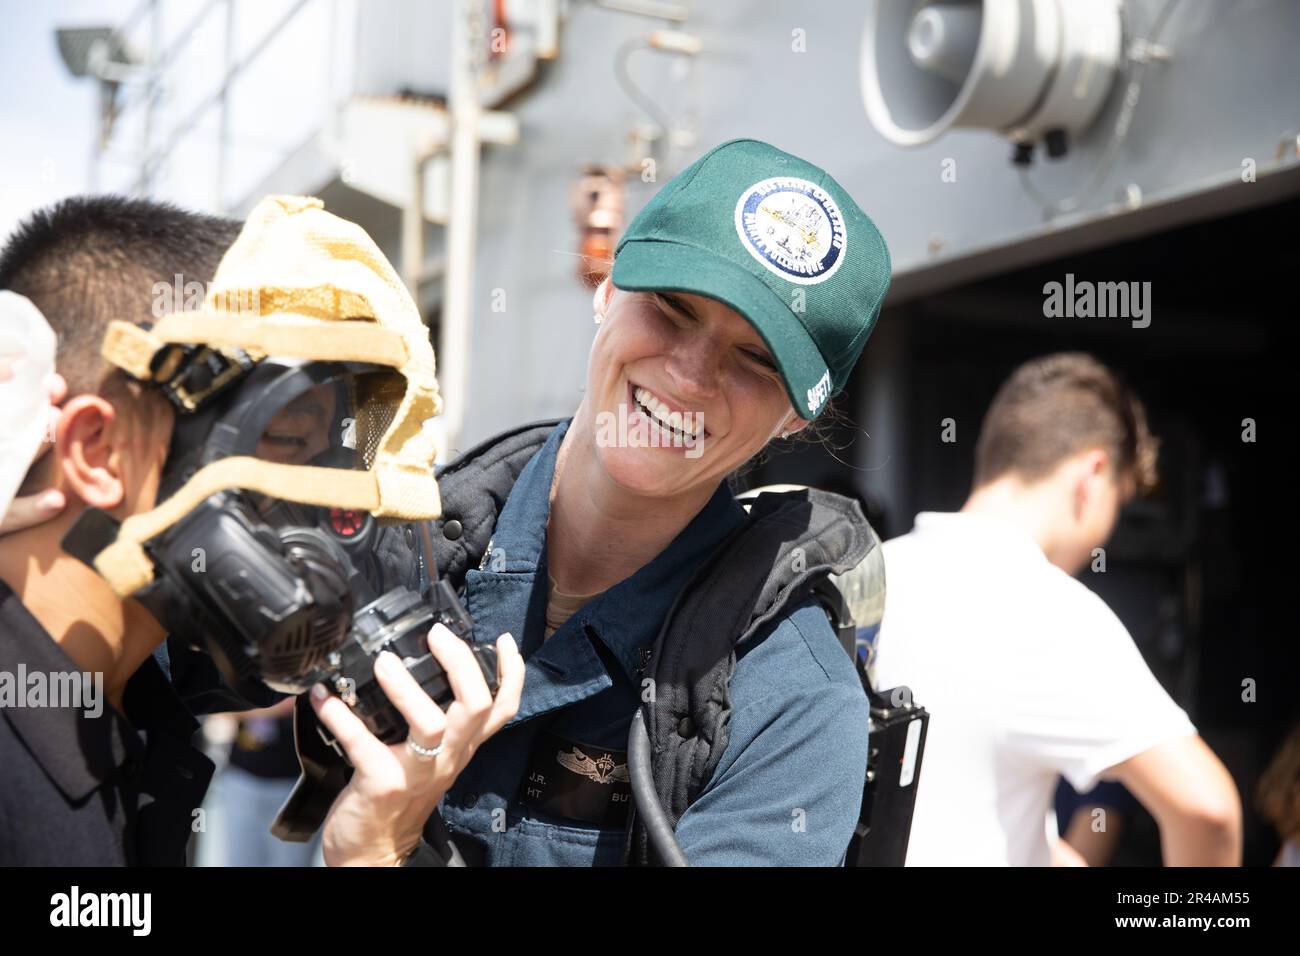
[612,138,891,420]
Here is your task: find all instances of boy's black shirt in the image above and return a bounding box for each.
[0,578,213,865]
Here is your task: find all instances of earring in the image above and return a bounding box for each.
[780,429,791,440]
[593,313,603,325]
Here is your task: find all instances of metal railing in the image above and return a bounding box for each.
[99,0,333,211]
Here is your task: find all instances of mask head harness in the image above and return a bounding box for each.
[62,195,446,702]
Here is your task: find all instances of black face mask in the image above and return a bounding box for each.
[66,352,501,842]
[62,356,498,737]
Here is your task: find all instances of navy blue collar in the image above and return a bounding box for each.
[485,417,747,682]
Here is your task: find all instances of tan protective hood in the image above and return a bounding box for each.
[94,195,443,597]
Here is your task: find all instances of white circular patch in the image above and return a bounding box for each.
[734,177,848,285]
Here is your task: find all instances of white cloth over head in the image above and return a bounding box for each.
[0,291,56,518]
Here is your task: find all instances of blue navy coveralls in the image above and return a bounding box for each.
[436,418,870,865]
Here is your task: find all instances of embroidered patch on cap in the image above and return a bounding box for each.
[734,177,847,285]
[806,368,832,415]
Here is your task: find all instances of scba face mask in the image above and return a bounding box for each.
[61,196,497,748]
[69,358,432,701]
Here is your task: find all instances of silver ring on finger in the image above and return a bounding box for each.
[406,736,444,761]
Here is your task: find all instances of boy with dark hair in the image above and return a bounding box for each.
[0,196,245,864]
[0,195,521,865]
[876,352,1241,866]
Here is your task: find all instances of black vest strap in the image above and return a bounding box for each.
[626,487,875,865]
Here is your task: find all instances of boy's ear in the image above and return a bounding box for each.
[57,395,127,511]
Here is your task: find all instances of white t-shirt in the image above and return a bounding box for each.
[874,511,1197,867]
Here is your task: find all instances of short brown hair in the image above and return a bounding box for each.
[972,352,1159,494]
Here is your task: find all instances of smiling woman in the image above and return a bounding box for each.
[361,137,895,867]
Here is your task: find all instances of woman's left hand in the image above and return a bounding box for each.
[311,624,524,866]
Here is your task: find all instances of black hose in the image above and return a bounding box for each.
[628,708,690,867]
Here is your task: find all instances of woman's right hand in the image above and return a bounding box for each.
[311,624,525,866]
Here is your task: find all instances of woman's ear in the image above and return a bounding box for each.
[56,395,127,511]
[776,414,812,440]
[592,275,615,320]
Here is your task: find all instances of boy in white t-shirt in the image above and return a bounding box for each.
[875,353,1241,866]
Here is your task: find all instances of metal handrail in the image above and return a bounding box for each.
[132,0,317,193]
[105,0,320,197]
[115,0,227,116]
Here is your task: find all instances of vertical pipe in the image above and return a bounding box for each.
[439,0,485,458]
[89,86,103,192]
[402,147,426,299]
[217,0,234,213]
[140,0,162,195]
[327,0,338,112]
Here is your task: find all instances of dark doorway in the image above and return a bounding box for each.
[752,195,1300,866]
